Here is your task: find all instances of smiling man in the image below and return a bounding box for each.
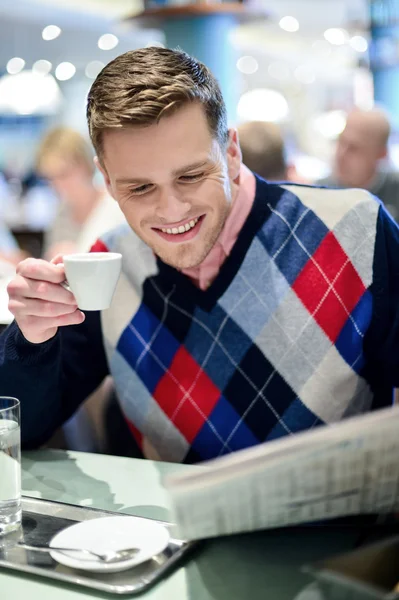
[1,48,399,463]
[94,101,237,272]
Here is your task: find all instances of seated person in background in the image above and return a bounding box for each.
[237,120,303,182]
[318,108,399,220]
[37,128,125,450]
[37,127,125,259]
[2,48,399,464]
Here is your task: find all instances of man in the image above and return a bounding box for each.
[238,121,295,182]
[1,48,398,464]
[319,108,399,220]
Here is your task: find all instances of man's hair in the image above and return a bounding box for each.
[87,47,228,159]
[238,121,287,181]
[37,127,94,175]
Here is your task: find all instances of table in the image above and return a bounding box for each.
[0,450,376,599]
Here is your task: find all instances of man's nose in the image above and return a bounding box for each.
[155,188,191,223]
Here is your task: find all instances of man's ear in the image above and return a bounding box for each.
[226,129,242,182]
[94,156,114,198]
[377,146,388,161]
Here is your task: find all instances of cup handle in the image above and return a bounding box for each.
[54,260,71,293]
[60,280,71,293]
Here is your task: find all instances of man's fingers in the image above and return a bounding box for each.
[8,275,76,305]
[50,254,64,266]
[8,257,84,345]
[16,258,66,284]
[8,298,78,318]
[18,310,85,332]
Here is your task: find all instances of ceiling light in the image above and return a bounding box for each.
[32,60,52,76]
[98,34,119,51]
[55,62,76,81]
[85,61,105,79]
[0,71,61,115]
[237,88,289,123]
[236,56,259,75]
[324,28,348,45]
[294,65,316,84]
[6,57,25,75]
[350,35,368,53]
[279,16,299,33]
[42,25,61,41]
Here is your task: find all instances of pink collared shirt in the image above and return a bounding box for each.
[182,165,256,290]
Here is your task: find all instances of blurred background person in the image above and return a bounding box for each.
[36,127,125,452]
[36,127,125,260]
[238,121,307,183]
[319,108,399,219]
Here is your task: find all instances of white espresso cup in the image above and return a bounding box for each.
[63,252,122,311]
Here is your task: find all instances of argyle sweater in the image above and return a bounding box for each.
[1,175,399,463]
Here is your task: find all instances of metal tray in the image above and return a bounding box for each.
[0,495,199,595]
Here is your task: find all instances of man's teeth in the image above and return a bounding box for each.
[161,217,199,235]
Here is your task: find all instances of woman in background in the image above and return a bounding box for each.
[36,127,125,452]
[36,126,125,259]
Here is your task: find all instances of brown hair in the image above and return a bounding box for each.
[37,127,94,175]
[87,47,228,159]
[238,121,287,181]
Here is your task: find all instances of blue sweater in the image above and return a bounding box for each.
[1,176,398,462]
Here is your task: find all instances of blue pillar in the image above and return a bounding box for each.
[162,15,238,124]
[370,0,399,129]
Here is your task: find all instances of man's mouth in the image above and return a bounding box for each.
[152,215,205,243]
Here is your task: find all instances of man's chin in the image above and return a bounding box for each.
[157,251,205,271]
[153,241,213,271]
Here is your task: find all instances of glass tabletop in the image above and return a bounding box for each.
[0,449,381,599]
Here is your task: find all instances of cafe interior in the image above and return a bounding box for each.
[1,0,399,598]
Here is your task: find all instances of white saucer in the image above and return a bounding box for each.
[49,516,170,573]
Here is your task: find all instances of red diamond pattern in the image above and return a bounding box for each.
[293,232,366,342]
[153,346,221,443]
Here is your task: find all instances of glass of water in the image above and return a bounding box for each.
[0,397,21,535]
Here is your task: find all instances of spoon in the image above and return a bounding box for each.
[17,542,140,563]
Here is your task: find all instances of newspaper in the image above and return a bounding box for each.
[164,406,399,540]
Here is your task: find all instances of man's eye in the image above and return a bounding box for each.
[179,173,204,182]
[130,184,152,195]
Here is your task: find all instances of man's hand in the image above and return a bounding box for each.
[7,256,85,344]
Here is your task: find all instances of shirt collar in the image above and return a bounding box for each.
[181,165,256,290]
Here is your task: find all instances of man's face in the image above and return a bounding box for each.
[98,103,241,270]
[334,123,383,188]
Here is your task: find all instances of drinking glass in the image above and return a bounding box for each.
[0,397,21,535]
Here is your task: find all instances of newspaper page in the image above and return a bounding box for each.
[164,406,399,540]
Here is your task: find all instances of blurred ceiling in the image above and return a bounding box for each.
[0,0,156,73]
[0,0,369,84]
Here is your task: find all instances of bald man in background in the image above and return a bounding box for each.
[319,108,399,220]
